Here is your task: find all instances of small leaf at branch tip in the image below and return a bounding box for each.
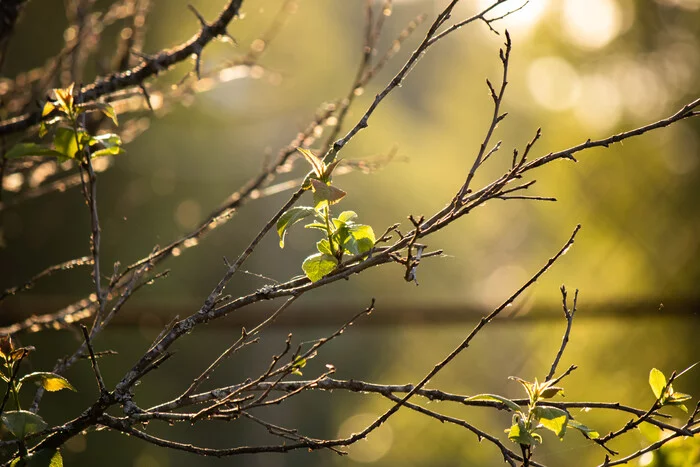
[649,368,667,400]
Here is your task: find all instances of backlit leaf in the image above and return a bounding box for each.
[302,253,338,282]
[649,368,667,400]
[337,211,357,223]
[506,419,538,446]
[5,143,64,160]
[567,419,599,439]
[347,224,375,254]
[277,207,317,248]
[465,394,521,413]
[540,386,564,399]
[533,406,568,439]
[41,102,56,117]
[19,372,76,392]
[310,179,346,210]
[1,411,48,439]
[316,239,333,256]
[94,102,119,126]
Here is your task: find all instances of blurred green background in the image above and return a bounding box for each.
[1,0,699,465]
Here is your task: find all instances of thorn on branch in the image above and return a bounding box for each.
[188,4,209,28]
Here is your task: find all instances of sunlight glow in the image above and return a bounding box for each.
[476,0,550,36]
[339,414,393,463]
[561,0,623,49]
[574,74,623,132]
[527,56,581,111]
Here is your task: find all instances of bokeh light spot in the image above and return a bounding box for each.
[477,0,550,36]
[175,199,201,230]
[527,56,581,111]
[561,0,623,49]
[338,414,393,463]
[574,73,623,132]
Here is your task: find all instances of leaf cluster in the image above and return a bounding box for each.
[467,376,598,448]
[5,84,123,163]
[276,149,376,282]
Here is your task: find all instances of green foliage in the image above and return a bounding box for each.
[639,423,700,467]
[469,375,598,450]
[291,357,307,376]
[276,148,376,282]
[648,367,693,412]
[277,207,319,248]
[10,448,63,467]
[7,84,123,163]
[1,411,47,439]
[0,336,75,451]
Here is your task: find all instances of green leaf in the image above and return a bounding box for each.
[337,211,357,223]
[316,239,333,256]
[94,102,118,126]
[510,376,536,403]
[5,143,64,160]
[540,386,564,399]
[10,448,63,467]
[302,253,338,282]
[668,392,692,404]
[1,411,48,439]
[91,147,125,158]
[668,402,688,413]
[304,222,328,232]
[347,224,375,254]
[18,372,76,392]
[507,419,539,446]
[649,368,667,400]
[534,406,569,439]
[310,179,346,210]
[89,133,122,149]
[342,233,360,256]
[324,159,342,178]
[567,419,599,439]
[277,207,317,248]
[291,357,307,376]
[465,394,521,413]
[53,127,89,159]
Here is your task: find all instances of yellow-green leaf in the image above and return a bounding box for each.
[507,419,538,445]
[42,101,56,117]
[534,406,568,439]
[10,448,63,467]
[465,394,521,413]
[567,419,599,439]
[649,368,667,400]
[302,253,338,282]
[19,372,76,392]
[276,206,317,248]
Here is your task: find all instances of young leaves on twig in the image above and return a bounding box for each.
[7,84,124,163]
[276,149,375,282]
[649,367,693,412]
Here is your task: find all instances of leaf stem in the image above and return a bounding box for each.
[323,206,336,257]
